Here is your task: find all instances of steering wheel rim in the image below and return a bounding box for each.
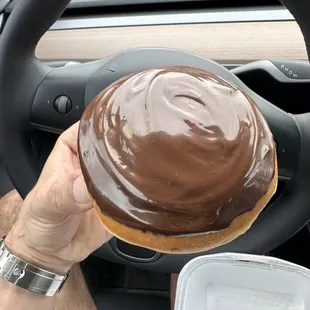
[1,0,310,273]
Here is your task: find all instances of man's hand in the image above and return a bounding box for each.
[5,122,112,274]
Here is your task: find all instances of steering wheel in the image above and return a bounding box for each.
[1,0,310,273]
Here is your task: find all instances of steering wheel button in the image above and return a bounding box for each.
[54,95,72,114]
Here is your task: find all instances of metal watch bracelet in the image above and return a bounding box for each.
[0,236,70,296]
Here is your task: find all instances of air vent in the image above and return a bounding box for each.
[5,0,290,31]
[6,0,281,13]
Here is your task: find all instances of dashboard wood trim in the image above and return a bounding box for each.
[37,21,307,63]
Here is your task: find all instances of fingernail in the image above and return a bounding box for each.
[73,175,90,204]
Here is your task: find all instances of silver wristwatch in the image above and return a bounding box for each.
[0,236,70,296]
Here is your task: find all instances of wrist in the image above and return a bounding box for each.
[4,233,72,275]
[0,277,56,310]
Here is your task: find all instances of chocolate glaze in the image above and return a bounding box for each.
[78,66,276,236]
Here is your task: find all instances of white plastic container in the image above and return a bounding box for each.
[174,253,310,310]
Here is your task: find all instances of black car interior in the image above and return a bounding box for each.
[1,0,310,309]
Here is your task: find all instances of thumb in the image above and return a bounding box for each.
[49,170,93,215]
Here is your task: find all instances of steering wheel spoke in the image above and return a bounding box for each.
[31,63,96,133]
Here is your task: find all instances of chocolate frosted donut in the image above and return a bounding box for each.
[79,66,277,253]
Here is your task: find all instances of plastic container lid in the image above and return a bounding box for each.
[175,253,310,310]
